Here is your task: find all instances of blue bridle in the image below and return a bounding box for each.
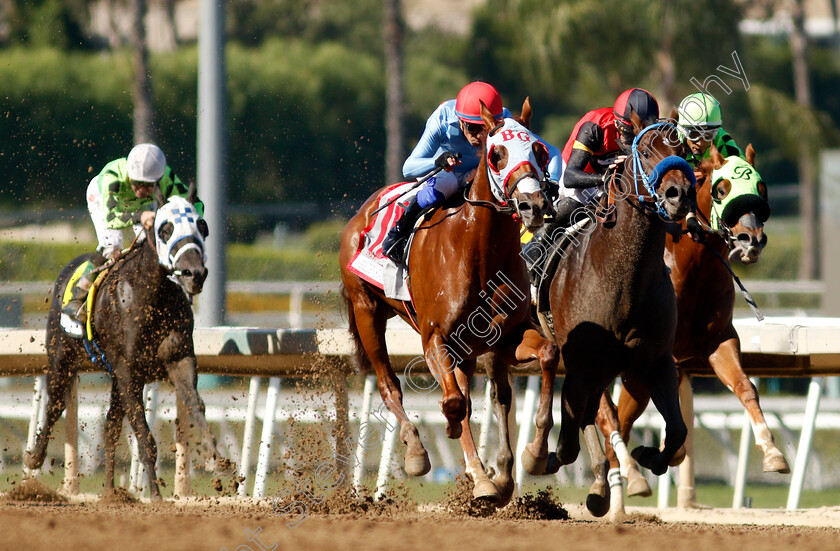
[628,122,695,221]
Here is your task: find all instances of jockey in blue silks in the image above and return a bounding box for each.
[382,81,563,263]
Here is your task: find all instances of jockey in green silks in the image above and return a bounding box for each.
[675,92,744,241]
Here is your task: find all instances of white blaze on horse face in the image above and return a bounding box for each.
[485,119,546,203]
[154,196,207,269]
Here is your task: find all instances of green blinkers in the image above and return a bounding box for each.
[710,156,770,231]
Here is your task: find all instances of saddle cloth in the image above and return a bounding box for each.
[347,182,421,301]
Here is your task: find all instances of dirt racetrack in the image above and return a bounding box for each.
[5,494,840,551]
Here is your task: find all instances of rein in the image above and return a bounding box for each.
[628,123,695,221]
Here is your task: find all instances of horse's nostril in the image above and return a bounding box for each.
[520,203,532,212]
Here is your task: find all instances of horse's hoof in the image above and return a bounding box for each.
[445,420,462,439]
[763,451,790,474]
[609,507,627,523]
[23,451,40,471]
[544,452,561,474]
[668,444,687,466]
[521,444,548,476]
[404,451,431,477]
[631,446,668,476]
[472,479,500,501]
[586,491,610,518]
[493,475,515,507]
[626,472,652,498]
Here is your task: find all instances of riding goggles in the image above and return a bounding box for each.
[681,125,719,142]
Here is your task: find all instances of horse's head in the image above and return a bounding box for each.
[702,144,769,264]
[152,186,209,295]
[482,98,552,231]
[625,112,696,222]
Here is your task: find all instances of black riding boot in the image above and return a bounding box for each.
[62,279,90,323]
[383,197,424,264]
[61,252,107,323]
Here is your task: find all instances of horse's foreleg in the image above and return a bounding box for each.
[425,331,466,439]
[167,356,228,473]
[709,335,790,473]
[583,424,611,518]
[554,374,586,467]
[615,372,653,496]
[456,360,499,501]
[485,353,515,506]
[24,355,75,470]
[496,328,558,475]
[595,391,627,520]
[351,299,429,475]
[630,357,687,476]
[119,376,161,500]
[103,384,125,496]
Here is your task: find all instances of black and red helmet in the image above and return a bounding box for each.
[613,88,659,128]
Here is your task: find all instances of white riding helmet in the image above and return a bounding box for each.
[127,143,166,183]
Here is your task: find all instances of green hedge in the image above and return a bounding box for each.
[0,41,387,210]
[0,238,341,282]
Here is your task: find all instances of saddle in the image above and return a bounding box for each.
[521,213,593,338]
[59,261,111,339]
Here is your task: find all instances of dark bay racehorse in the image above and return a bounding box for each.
[25,190,227,500]
[534,116,695,517]
[340,99,558,503]
[599,142,784,505]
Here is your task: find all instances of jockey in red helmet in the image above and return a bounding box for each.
[383,81,562,263]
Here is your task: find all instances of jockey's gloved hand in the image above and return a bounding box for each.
[435,151,459,171]
[686,212,705,243]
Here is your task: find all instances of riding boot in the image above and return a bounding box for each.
[382,197,424,264]
[61,279,90,323]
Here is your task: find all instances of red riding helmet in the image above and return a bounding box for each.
[455,81,504,123]
[613,88,660,128]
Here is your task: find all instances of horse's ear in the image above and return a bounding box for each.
[153,185,165,207]
[699,158,714,184]
[187,180,198,204]
[630,110,644,134]
[668,106,679,123]
[710,142,725,169]
[480,100,496,130]
[745,143,756,166]
[520,97,532,129]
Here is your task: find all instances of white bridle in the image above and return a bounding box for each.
[153,196,207,271]
[485,118,547,204]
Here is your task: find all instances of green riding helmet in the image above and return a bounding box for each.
[678,93,722,127]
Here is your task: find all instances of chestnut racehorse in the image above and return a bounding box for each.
[598,142,784,510]
[339,99,558,503]
[530,116,695,517]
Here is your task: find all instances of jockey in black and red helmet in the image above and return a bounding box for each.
[555,88,659,217]
[521,88,660,285]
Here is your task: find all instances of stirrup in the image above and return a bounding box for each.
[383,237,408,264]
[61,299,86,324]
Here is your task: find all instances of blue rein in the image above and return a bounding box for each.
[628,122,695,221]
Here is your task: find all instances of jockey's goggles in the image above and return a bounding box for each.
[462,121,485,134]
[130,179,157,189]
[682,125,718,142]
